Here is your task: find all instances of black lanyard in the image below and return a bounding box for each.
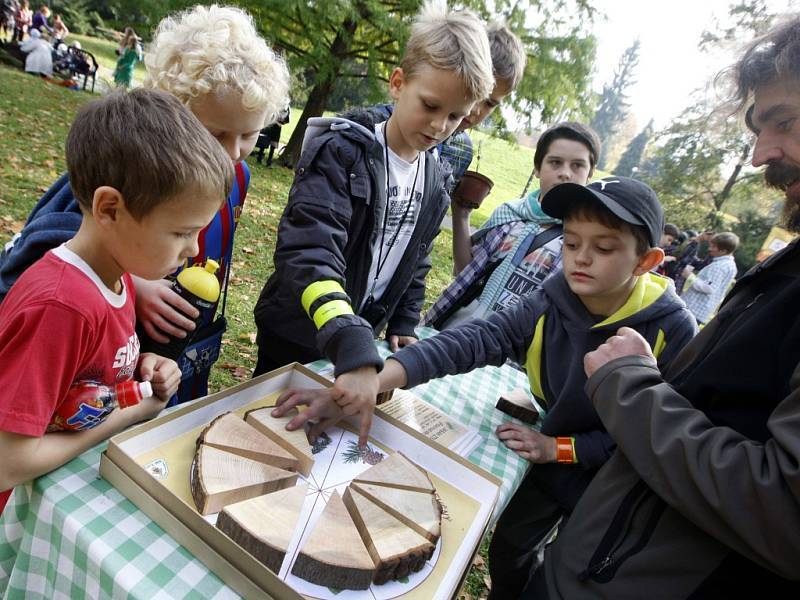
[367,121,421,302]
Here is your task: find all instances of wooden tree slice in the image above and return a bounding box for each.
[495,388,540,425]
[352,451,434,493]
[199,412,299,471]
[217,483,308,574]
[245,407,314,476]
[350,482,441,543]
[342,487,435,584]
[191,444,298,515]
[292,490,375,590]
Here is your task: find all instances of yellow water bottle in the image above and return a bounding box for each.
[140,260,221,359]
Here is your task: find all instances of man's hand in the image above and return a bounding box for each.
[133,277,199,343]
[332,366,379,447]
[138,352,181,401]
[681,265,695,279]
[387,334,418,352]
[584,327,654,379]
[273,387,344,442]
[496,422,556,463]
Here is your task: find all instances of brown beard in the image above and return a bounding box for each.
[764,162,800,233]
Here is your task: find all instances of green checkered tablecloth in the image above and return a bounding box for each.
[0,330,533,598]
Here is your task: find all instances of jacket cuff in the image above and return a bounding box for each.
[326,325,384,377]
[389,346,427,389]
[386,315,419,339]
[585,355,659,403]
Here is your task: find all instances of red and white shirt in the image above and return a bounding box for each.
[0,245,138,513]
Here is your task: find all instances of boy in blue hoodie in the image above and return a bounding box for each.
[276,176,697,598]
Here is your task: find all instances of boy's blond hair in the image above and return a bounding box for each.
[144,4,290,126]
[400,0,494,102]
[488,22,526,90]
[66,89,233,220]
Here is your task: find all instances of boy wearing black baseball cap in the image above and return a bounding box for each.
[277,176,699,597]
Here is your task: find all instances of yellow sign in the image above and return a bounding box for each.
[757,226,796,262]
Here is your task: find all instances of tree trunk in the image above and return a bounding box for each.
[710,142,750,228]
[279,17,358,168]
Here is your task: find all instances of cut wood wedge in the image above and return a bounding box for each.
[217,483,308,573]
[292,490,375,590]
[342,487,435,584]
[352,451,434,493]
[191,445,297,515]
[199,412,299,471]
[350,482,441,543]
[245,407,314,476]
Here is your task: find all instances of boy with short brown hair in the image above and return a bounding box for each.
[0,88,233,515]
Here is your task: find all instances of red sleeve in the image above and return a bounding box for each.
[0,303,91,437]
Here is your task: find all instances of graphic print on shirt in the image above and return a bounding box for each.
[112,333,141,380]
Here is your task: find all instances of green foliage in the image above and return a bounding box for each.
[590,40,640,170]
[614,118,653,177]
[730,209,773,273]
[463,0,599,127]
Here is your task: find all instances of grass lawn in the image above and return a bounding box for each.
[0,32,535,597]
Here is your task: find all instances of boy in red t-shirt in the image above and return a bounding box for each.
[0,88,233,514]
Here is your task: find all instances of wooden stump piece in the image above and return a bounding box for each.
[350,482,441,543]
[342,487,435,584]
[191,444,298,515]
[352,451,434,493]
[199,412,299,471]
[217,483,308,574]
[245,407,314,475]
[495,388,540,425]
[292,490,375,590]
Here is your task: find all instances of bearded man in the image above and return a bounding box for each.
[523,15,800,599]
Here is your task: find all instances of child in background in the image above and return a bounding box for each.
[0,5,291,405]
[426,122,600,329]
[276,177,697,598]
[0,89,233,516]
[113,28,141,88]
[256,0,494,444]
[681,231,739,325]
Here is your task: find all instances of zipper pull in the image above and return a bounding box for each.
[578,554,614,581]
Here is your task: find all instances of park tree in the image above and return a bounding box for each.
[246,0,418,167]
[614,119,653,178]
[246,0,599,167]
[638,0,789,230]
[590,40,640,170]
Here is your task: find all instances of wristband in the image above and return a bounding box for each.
[556,437,576,464]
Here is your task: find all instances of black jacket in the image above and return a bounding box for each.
[254,109,450,376]
[539,237,800,598]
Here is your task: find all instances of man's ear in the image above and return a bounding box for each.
[634,247,665,275]
[388,67,405,101]
[92,186,126,228]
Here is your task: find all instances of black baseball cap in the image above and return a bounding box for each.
[541,177,664,248]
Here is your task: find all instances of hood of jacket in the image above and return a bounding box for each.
[542,270,686,333]
[301,107,390,156]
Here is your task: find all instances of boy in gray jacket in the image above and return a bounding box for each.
[277,176,697,597]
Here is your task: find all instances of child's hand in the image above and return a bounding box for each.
[387,335,418,352]
[496,422,556,463]
[138,352,181,401]
[273,387,344,442]
[332,366,379,447]
[133,277,199,343]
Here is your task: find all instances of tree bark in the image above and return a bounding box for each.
[279,16,358,168]
[710,142,750,228]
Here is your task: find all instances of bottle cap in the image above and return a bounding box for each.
[175,259,221,303]
[138,381,153,399]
